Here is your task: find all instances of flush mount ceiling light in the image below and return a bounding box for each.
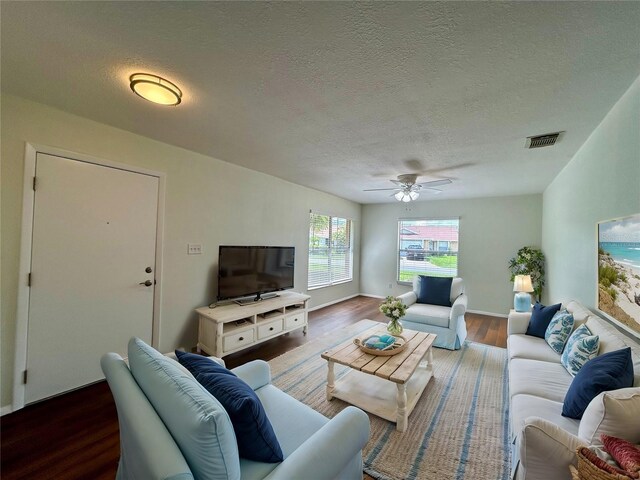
[129,73,182,106]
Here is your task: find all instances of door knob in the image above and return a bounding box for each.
[145,267,153,273]
[139,280,152,287]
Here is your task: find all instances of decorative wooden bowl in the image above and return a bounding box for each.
[353,334,407,356]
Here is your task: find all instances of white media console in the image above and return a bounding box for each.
[195,291,310,358]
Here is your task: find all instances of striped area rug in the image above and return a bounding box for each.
[269,319,510,480]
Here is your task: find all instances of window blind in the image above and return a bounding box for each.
[308,213,353,289]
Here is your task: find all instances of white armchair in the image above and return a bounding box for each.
[397,276,468,350]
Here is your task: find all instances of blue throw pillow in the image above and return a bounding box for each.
[526,302,562,338]
[417,276,452,307]
[174,350,236,377]
[176,351,284,463]
[544,309,575,354]
[560,324,599,376]
[562,347,634,419]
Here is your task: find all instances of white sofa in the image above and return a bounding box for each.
[398,276,467,350]
[508,300,640,480]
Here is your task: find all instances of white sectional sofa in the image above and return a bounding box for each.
[507,300,640,480]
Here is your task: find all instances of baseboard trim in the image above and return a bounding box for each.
[468,309,508,318]
[309,293,360,312]
[359,293,385,299]
[1,404,14,416]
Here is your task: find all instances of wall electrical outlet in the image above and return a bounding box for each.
[188,243,202,255]
[388,283,393,289]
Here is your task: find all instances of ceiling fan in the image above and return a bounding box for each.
[364,174,452,202]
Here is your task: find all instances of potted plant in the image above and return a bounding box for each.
[508,246,545,301]
[379,296,407,335]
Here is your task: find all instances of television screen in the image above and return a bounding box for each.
[597,213,640,337]
[218,246,295,301]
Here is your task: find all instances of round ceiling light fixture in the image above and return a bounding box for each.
[129,73,182,106]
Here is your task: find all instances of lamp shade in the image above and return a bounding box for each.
[513,275,534,293]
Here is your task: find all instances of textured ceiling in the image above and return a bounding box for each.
[2,2,639,203]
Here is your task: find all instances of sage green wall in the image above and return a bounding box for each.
[0,94,361,409]
[542,76,640,307]
[361,194,543,314]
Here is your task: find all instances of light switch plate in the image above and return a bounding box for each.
[187,243,202,255]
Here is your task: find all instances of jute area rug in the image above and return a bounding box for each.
[268,319,510,480]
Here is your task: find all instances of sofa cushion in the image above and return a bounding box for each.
[578,388,640,445]
[565,300,595,327]
[585,318,640,386]
[511,394,580,440]
[508,334,563,364]
[417,276,452,307]
[175,351,284,463]
[404,303,451,328]
[128,338,241,480]
[545,310,575,354]
[255,384,328,457]
[561,324,600,377]
[562,347,635,419]
[509,358,573,403]
[526,302,562,338]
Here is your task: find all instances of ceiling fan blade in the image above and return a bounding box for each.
[417,178,452,188]
[363,187,402,192]
[424,187,443,194]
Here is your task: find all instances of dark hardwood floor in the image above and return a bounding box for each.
[0,296,506,479]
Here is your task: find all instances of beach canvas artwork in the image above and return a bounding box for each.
[597,213,640,336]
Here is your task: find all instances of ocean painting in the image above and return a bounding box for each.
[598,213,640,336]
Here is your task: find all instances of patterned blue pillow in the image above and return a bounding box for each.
[544,309,574,354]
[561,324,600,377]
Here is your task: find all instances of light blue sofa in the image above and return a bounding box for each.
[397,276,468,350]
[101,338,370,480]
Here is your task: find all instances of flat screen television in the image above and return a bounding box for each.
[597,213,640,338]
[218,246,295,303]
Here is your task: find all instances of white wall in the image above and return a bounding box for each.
[0,94,361,408]
[542,76,640,306]
[361,194,542,315]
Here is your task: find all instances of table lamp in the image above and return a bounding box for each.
[513,275,534,312]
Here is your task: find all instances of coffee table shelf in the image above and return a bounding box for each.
[321,323,436,432]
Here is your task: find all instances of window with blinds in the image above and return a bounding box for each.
[398,218,459,282]
[308,213,353,289]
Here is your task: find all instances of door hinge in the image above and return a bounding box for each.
[33,176,37,191]
[23,370,28,384]
[28,273,32,287]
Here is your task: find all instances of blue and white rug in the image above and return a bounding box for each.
[269,319,510,480]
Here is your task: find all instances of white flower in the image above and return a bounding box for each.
[393,309,400,317]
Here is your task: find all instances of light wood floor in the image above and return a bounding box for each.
[0,295,507,479]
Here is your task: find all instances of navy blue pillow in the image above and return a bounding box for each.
[175,351,283,463]
[174,350,237,377]
[417,276,452,307]
[526,302,562,338]
[562,347,634,419]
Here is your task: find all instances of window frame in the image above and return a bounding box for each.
[396,217,460,285]
[307,212,354,290]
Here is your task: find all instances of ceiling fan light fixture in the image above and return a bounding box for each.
[409,191,419,200]
[394,191,404,201]
[129,73,182,106]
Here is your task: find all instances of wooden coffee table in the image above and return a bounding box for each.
[321,323,436,432]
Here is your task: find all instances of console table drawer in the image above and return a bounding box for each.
[224,330,255,351]
[258,319,283,339]
[285,313,305,330]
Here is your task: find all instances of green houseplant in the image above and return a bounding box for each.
[508,246,546,301]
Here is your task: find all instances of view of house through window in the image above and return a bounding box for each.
[398,218,459,282]
[308,213,353,289]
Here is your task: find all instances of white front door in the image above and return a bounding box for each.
[25,153,159,404]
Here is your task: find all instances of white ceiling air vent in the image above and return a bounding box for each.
[525,132,563,149]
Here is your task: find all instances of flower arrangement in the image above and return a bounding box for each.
[379,296,407,335]
[379,296,407,321]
